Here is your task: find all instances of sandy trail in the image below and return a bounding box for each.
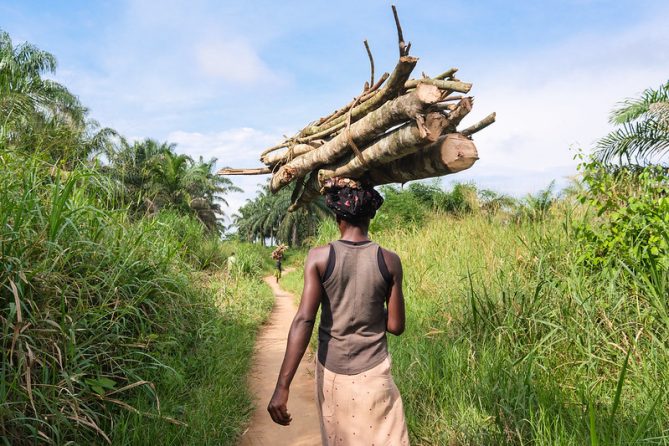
[238,270,321,446]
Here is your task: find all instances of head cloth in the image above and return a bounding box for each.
[322,177,383,220]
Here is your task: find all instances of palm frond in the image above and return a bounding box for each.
[596,119,669,164]
[609,81,669,125]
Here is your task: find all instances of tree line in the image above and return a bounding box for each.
[1,30,238,234]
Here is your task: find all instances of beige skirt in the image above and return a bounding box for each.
[315,356,410,445]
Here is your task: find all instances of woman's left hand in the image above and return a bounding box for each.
[267,386,292,426]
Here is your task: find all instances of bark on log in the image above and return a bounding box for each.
[315,73,390,127]
[217,167,271,175]
[288,134,478,211]
[270,83,442,192]
[318,111,447,182]
[433,102,457,111]
[444,96,473,131]
[261,144,315,166]
[461,112,496,136]
[404,78,472,93]
[365,133,478,185]
[434,68,458,80]
[260,142,290,158]
[298,56,418,137]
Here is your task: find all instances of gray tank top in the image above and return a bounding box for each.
[318,240,389,374]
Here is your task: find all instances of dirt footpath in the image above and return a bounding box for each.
[238,272,321,446]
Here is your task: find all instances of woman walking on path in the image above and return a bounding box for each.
[275,256,283,283]
[267,179,410,445]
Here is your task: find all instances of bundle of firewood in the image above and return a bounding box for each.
[271,244,288,260]
[218,6,495,211]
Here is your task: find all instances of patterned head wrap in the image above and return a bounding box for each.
[322,177,384,220]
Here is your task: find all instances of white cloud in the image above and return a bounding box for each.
[196,39,278,84]
[453,14,669,195]
[167,127,280,163]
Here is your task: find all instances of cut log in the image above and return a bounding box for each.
[288,134,478,211]
[461,112,496,137]
[298,56,418,137]
[316,73,390,128]
[404,78,472,93]
[365,133,478,185]
[217,167,271,175]
[318,111,447,182]
[261,144,315,167]
[270,83,442,192]
[434,68,458,80]
[444,96,473,131]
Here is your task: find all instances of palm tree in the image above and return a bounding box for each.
[0,30,116,165]
[596,81,669,164]
[234,182,331,246]
[107,139,240,232]
[184,156,241,232]
[149,150,193,211]
[106,138,174,212]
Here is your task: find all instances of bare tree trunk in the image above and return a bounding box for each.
[404,78,472,92]
[461,112,496,137]
[216,167,271,175]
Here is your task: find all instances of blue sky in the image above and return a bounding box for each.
[2,0,669,217]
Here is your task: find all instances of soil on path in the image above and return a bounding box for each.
[239,271,321,446]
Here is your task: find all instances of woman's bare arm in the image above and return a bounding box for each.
[267,246,327,425]
[383,249,405,335]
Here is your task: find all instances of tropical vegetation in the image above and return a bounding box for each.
[1,29,274,445]
[234,183,331,246]
[596,80,669,164]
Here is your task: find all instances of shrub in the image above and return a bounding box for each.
[575,156,669,270]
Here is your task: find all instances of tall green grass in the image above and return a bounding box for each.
[0,151,273,445]
[376,209,668,445]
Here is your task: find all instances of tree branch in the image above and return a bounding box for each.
[392,5,410,57]
[364,40,375,88]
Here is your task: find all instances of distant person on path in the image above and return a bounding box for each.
[272,244,287,283]
[275,256,283,283]
[268,178,409,445]
[226,252,236,275]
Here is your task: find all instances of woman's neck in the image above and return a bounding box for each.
[338,225,370,243]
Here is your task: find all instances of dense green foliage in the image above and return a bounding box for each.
[1,30,274,445]
[576,158,669,271]
[1,31,115,167]
[2,29,239,232]
[0,149,274,445]
[106,139,241,232]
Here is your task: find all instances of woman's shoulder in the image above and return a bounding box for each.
[306,244,331,264]
[308,244,331,255]
[378,246,402,272]
[306,244,331,277]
